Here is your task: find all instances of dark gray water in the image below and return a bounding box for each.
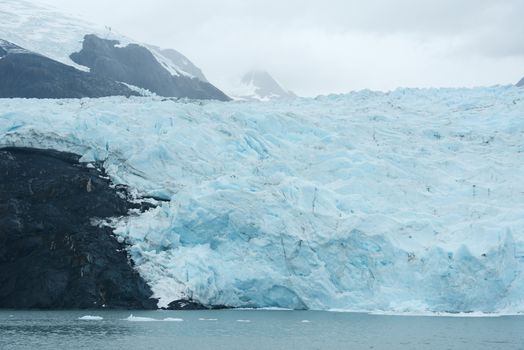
[0,310,523,350]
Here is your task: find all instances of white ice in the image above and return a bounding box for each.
[79,315,103,320]
[124,315,184,322]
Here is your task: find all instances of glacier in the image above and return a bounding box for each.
[1,86,524,313]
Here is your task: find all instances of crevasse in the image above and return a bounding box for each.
[1,86,523,312]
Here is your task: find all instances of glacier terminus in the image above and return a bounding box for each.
[1,86,523,314]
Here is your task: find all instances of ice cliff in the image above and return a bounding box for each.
[1,86,523,313]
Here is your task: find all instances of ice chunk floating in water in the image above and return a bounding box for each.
[124,315,183,322]
[125,315,158,322]
[78,315,103,321]
[1,86,524,313]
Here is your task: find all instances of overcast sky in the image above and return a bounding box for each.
[41,0,524,96]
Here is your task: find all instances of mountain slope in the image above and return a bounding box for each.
[0,39,137,98]
[518,76,524,87]
[0,0,229,100]
[71,35,229,100]
[2,86,523,313]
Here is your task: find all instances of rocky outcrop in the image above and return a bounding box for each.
[0,147,157,309]
[517,77,524,87]
[71,35,230,101]
[166,299,230,311]
[0,39,138,99]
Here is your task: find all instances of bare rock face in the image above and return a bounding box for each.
[0,147,157,309]
[517,77,524,87]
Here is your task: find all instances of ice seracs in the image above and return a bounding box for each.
[1,86,523,313]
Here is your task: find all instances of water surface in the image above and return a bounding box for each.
[0,310,523,350]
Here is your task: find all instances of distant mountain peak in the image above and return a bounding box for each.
[231,69,297,101]
[517,76,524,87]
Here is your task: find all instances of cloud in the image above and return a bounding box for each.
[39,0,524,95]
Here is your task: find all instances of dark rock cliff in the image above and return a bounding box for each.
[71,34,230,101]
[0,147,157,309]
[0,40,138,99]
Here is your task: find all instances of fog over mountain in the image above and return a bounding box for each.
[231,70,296,101]
[40,0,524,96]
